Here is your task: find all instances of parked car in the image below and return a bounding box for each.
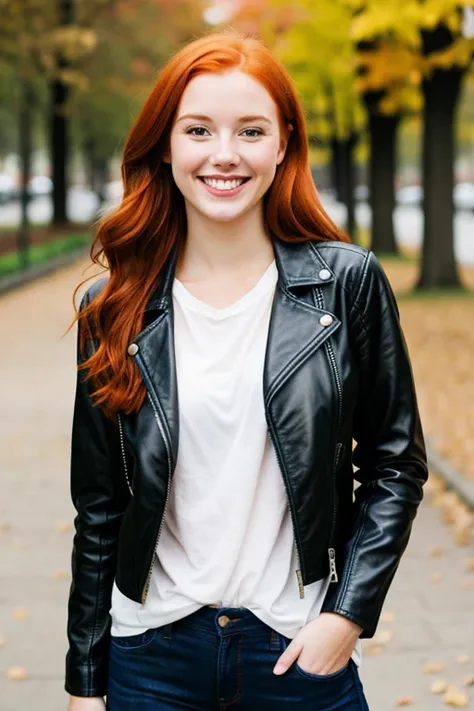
[396,185,423,206]
[0,173,17,204]
[454,182,474,211]
[29,175,53,197]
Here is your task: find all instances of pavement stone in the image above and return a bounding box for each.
[0,258,473,711]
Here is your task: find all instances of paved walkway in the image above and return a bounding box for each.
[0,258,473,710]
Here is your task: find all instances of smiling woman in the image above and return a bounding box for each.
[65,29,427,711]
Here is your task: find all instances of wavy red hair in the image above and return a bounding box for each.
[72,29,350,418]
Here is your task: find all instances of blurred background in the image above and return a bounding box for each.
[0,1,473,709]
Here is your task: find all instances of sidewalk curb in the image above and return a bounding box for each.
[426,439,474,511]
[0,246,89,296]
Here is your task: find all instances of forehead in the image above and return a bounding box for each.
[177,70,279,121]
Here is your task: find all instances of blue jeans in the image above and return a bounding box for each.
[107,606,370,710]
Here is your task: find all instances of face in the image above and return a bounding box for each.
[164,70,288,224]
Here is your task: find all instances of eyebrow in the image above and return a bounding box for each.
[175,113,273,125]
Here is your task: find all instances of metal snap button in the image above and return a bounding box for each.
[319,269,331,280]
[319,314,333,327]
[218,615,230,627]
[127,343,139,356]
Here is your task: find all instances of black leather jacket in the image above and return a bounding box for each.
[65,237,428,697]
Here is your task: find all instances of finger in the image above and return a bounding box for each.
[273,642,302,675]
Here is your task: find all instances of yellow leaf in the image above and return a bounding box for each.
[12,608,27,621]
[424,661,445,674]
[442,685,469,707]
[431,680,449,694]
[364,644,384,656]
[373,629,394,645]
[381,611,396,623]
[396,697,415,706]
[6,667,28,681]
[456,655,470,665]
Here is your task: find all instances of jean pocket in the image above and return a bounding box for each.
[110,627,158,651]
[294,659,351,681]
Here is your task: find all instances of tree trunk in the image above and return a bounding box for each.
[18,77,34,269]
[417,67,464,289]
[368,112,399,256]
[51,0,74,225]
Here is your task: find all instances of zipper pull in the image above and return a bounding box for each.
[296,569,305,599]
[328,548,338,583]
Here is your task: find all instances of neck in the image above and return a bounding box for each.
[177,202,275,280]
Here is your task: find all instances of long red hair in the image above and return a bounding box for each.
[72,30,350,418]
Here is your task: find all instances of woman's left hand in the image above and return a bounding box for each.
[273,612,362,676]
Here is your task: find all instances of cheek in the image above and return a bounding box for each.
[170,136,206,174]
[242,143,280,174]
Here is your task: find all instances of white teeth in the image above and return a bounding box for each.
[202,178,246,191]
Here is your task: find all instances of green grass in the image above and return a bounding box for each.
[0,232,91,278]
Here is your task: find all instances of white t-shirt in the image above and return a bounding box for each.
[110,259,362,667]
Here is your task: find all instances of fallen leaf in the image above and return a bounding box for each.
[442,685,469,707]
[12,608,27,621]
[381,611,396,623]
[363,644,384,656]
[465,559,474,572]
[373,629,394,645]
[57,522,72,534]
[431,679,448,694]
[430,546,443,557]
[6,667,27,681]
[423,661,445,674]
[0,523,11,533]
[456,654,470,665]
[50,569,69,581]
[396,697,415,706]
[430,572,443,582]
[464,674,474,686]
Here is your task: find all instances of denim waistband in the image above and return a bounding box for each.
[174,605,279,641]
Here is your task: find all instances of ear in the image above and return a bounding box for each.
[276,123,292,165]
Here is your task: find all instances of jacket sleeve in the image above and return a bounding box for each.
[65,287,129,697]
[321,250,428,638]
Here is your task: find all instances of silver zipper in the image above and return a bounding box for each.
[328,547,338,583]
[117,413,133,496]
[140,390,172,606]
[313,286,343,585]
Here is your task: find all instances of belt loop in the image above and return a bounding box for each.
[269,628,280,651]
[163,622,173,639]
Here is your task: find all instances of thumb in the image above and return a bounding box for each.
[273,640,302,675]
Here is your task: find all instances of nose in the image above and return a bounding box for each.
[209,137,240,167]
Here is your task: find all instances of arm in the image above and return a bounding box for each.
[65,288,129,697]
[321,250,428,638]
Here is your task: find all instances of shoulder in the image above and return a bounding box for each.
[310,240,383,298]
[79,276,109,310]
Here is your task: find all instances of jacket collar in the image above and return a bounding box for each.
[144,236,335,313]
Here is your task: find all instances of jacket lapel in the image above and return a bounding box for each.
[264,239,340,405]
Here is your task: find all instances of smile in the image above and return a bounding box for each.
[198,176,251,197]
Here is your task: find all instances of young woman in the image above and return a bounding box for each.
[65,31,428,711]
